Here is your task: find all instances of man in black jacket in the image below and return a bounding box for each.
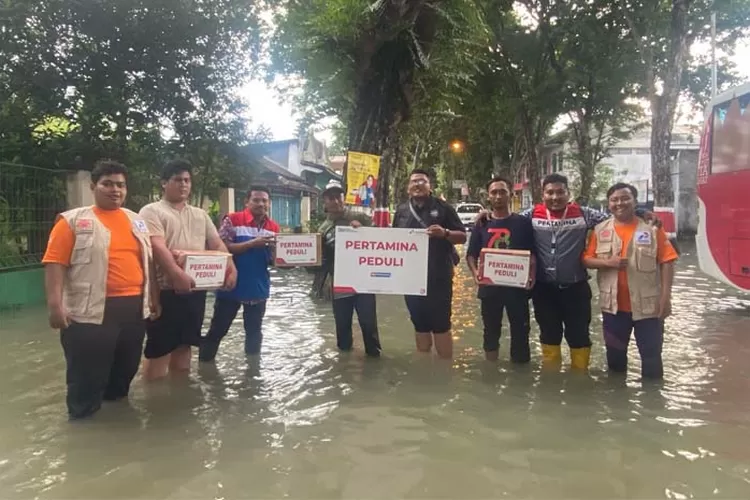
[392,169,466,359]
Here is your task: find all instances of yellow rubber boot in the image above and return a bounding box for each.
[570,347,591,371]
[541,344,562,367]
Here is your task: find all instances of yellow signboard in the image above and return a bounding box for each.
[345,151,380,207]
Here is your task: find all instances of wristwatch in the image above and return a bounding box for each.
[443,228,450,239]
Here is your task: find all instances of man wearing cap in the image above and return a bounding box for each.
[314,180,381,357]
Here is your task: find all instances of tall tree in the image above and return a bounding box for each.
[270,0,492,207]
[618,0,750,207]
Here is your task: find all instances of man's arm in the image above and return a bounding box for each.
[207,225,238,290]
[581,206,609,229]
[658,261,675,318]
[42,218,74,329]
[465,229,482,282]
[442,205,467,244]
[150,235,194,291]
[581,231,624,270]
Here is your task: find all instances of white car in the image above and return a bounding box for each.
[455,203,484,229]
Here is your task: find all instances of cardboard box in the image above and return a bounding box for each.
[275,233,322,267]
[176,250,231,290]
[479,248,531,288]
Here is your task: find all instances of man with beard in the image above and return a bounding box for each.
[43,160,158,419]
[392,169,466,359]
[466,177,536,363]
[139,159,236,379]
[199,186,280,361]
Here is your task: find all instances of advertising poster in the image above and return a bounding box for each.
[345,151,380,207]
[333,227,428,296]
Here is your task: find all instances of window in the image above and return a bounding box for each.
[456,204,483,213]
[551,153,558,173]
[557,154,564,172]
[711,93,750,174]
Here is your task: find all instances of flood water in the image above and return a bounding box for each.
[1,243,750,499]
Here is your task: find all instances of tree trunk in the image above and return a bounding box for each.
[650,0,690,207]
[572,117,595,206]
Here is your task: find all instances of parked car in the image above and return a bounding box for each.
[455,203,485,229]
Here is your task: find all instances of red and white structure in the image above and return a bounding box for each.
[696,82,750,292]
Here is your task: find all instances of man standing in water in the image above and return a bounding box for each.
[392,169,466,359]
[43,160,157,420]
[139,160,236,379]
[476,173,655,370]
[583,183,677,379]
[200,186,279,361]
[466,177,536,363]
[317,180,381,357]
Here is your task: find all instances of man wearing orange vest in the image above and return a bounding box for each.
[43,160,158,420]
[583,182,678,379]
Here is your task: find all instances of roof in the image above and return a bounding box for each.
[256,156,319,194]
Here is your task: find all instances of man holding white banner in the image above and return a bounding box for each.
[319,181,382,357]
[466,177,536,363]
[392,168,466,359]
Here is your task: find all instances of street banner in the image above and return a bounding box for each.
[345,151,380,207]
[479,248,531,288]
[275,233,322,267]
[333,227,428,296]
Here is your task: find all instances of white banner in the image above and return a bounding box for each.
[333,227,429,296]
[275,233,321,267]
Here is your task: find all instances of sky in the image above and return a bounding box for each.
[239,40,750,147]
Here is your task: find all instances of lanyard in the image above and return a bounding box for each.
[546,206,568,255]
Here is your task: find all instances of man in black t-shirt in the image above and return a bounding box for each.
[392,168,466,359]
[467,177,536,363]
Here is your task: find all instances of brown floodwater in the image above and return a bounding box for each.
[1,242,749,499]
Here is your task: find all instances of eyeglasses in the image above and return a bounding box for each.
[409,178,429,186]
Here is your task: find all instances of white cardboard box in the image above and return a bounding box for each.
[180,251,231,290]
[275,233,322,267]
[479,248,531,288]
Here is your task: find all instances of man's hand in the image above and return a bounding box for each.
[426,224,447,238]
[149,297,162,320]
[605,256,628,270]
[48,304,70,329]
[526,274,536,290]
[350,220,362,228]
[248,236,276,249]
[474,209,490,225]
[222,262,237,291]
[641,210,663,229]
[658,295,672,319]
[173,271,195,294]
[473,268,482,286]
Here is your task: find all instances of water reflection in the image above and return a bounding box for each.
[1,242,750,498]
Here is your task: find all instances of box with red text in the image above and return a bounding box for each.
[275,233,322,267]
[176,250,231,290]
[479,248,531,288]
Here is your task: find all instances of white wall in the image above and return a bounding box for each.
[288,142,301,176]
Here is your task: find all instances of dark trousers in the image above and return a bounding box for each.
[532,280,592,348]
[602,312,664,379]
[200,297,267,361]
[332,294,381,357]
[60,296,145,420]
[480,288,531,362]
